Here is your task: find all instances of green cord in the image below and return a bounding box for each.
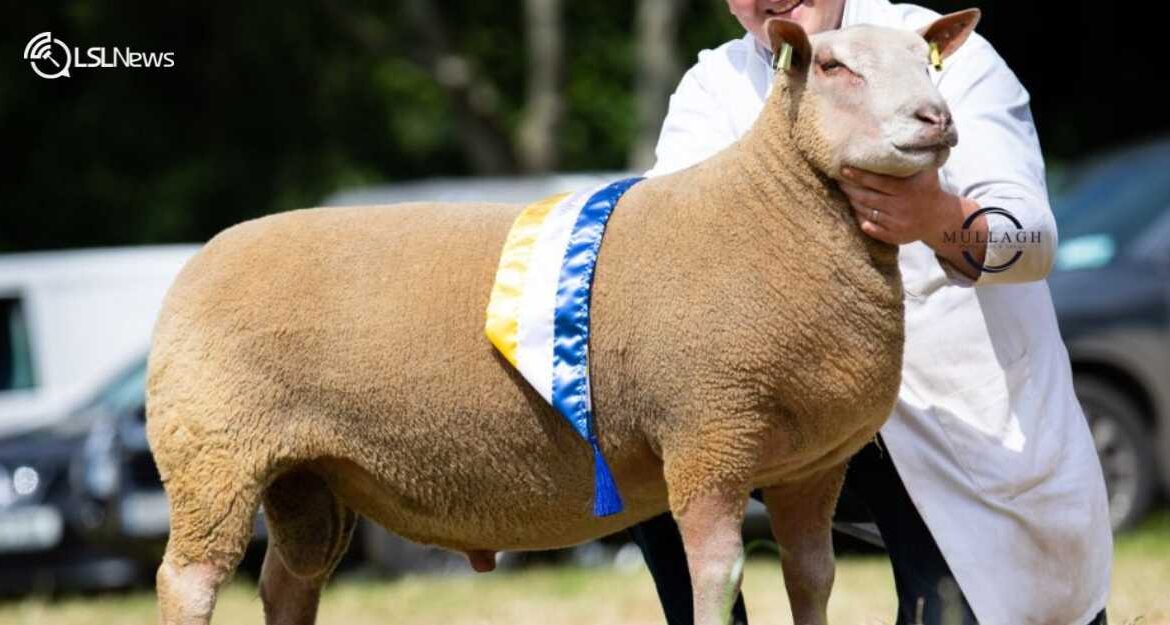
[774,42,794,72]
[930,41,943,70]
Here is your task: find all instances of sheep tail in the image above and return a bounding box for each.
[590,438,623,517]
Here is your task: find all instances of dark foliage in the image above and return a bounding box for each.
[1,1,1163,252]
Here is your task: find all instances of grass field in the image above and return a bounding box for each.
[3,512,1167,625]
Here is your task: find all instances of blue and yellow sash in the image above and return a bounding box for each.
[485,177,642,517]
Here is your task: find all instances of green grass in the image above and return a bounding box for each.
[1106,510,1170,625]
[1116,510,1170,554]
[2,511,1168,625]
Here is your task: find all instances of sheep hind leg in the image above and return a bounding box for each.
[156,465,261,625]
[259,468,358,625]
[760,464,848,625]
[672,489,750,625]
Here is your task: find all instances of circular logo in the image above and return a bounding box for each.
[24,32,72,79]
[962,206,1023,274]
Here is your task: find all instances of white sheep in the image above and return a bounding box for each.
[147,11,977,625]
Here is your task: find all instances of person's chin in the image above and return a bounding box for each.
[762,1,804,26]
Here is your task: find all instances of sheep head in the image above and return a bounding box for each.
[767,9,981,178]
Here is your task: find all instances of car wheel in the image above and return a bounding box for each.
[1075,376,1157,532]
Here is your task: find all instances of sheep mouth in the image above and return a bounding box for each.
[765,0,803,17]
[893,141,952,154]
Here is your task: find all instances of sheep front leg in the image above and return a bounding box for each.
[675,491,750,625]
[761,465,847,625]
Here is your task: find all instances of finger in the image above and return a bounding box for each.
[840,182,892,210]
[853,206,911,244]
[853,205,910,232]
[851,205,877,226]
[841,167,906,195]
[858,218,899,244]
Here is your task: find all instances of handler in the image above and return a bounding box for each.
[630,1,1113,624]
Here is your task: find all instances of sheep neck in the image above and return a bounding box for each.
[643,75,897,296]
[728,78,842,235]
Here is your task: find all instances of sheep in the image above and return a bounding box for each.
[146,11,979,625]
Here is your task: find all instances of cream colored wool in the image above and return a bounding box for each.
[144,12,988,616]
[146,74,902,569]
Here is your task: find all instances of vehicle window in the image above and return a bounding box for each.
[1054,142,1170,261]
[1,297,36,391]
[1132,208,1170,263]
[93,359,148,416]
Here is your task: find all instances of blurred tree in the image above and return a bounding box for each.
[631,0,687,171]
[518,0,564,172]
[0,1,1165,253]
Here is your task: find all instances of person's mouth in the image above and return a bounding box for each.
[765,0,803,17]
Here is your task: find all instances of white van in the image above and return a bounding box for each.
[0,245,199,437]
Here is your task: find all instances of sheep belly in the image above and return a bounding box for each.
[147,202,673,552]
[147,189,901,555]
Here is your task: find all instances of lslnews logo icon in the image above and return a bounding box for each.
[24,32,175,80]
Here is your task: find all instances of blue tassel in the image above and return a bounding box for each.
[591,439,624,517]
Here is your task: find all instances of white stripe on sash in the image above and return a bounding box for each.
[513,185,601,401]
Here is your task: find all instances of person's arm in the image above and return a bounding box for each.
[931,36,1056,285]
[644,55,740,178]
[839,36,1057,286]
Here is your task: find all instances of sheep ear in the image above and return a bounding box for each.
[766,18,812,77]
[918,8,981,65]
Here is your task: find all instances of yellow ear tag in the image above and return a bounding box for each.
[773,42,793,72]
[929,41,943,70]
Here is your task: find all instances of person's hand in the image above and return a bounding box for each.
[840,166,987,278]
[839,166,956,246]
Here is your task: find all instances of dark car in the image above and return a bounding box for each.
[0,365,147,594]
[0,358,267,596]
[69,359,268,579]
[1048,136,1170,530]
[69,359,185,569]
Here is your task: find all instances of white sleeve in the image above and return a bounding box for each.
[643,58,740,178]
[934,36,1057,286]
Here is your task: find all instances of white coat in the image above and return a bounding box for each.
[644,2,1113,624]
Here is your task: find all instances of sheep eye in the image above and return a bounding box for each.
[819,59,847,76]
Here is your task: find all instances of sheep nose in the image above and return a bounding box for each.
[915,104,952,131]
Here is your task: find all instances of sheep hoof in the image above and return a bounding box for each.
[465,550,497,572]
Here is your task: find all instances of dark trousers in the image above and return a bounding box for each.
[628,439,1107,625]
